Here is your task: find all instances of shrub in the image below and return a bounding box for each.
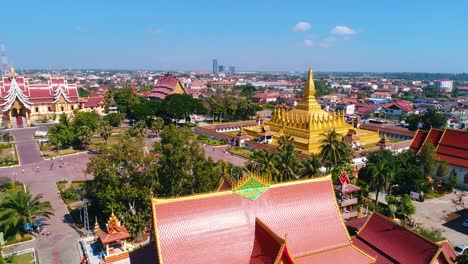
[415,226,446,242]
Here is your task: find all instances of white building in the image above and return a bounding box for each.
[434,79,453,92]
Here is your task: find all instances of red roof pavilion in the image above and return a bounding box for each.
[151,176,375,263]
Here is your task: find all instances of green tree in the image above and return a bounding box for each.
[49,124,74,156]
[103,113,124,127]
[436,161,451,178]
[277,141,303,182]
[151,117,164,137]
[251,150,280,182]
[113,87,140,115]
[77,125,93,149]
[130,120,147,138]
[100,122,113,144]
[72,111,101,132]
[319,129,351,170]
[368,159,394,206]
[314,80,330,97]
[78,87,90,97]
[2,132,12,143]
[159,94,206,125]
[130,100,159,122]
[301,154,322,178]
[405,114,420,131]
[0,187,54,235]
[421,108,448,130]
[419,142,437,176]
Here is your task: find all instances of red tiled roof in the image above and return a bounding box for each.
[410,129,468,167]
[250,219,291,264]
[97,225,131,245]
[352,213,451,264]
[295,245,375,264]
[410,130,428,152]
[152,177,374,263]
[84,97,103,107]
[438,240,457,263]
[346,216,369,232]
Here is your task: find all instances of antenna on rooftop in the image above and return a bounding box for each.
[0,41,8,76]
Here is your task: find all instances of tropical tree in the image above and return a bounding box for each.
[251,150,279,182]
[436,161,451,178]
[0,187,54,235]
[151,117,164,137]
[368,159,395,206]
[277,142,303,182]
[49,124,74,156]
[100,122,113,144]
[130,120,147,138]
[419,142,437,176]
[77,125,93,149]
[2,132,12,143]
[319,129,351,170]
[301,154,322,178]
[421,108,448,130]
[405,114,420,131]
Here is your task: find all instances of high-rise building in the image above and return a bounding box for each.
[212,59,218,74]
[218,65,225,72]
[229,66,235,73]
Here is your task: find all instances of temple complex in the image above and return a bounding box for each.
[148,174,457,263]
[244,67,381,154]
[0,66,82,128]
[93,213,131,264]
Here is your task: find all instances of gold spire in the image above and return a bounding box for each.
[296,66,323,112]
[9,65,16,78]
[304,66,316,98]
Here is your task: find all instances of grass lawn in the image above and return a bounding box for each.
[0,143,19,167]
[111,127,130,134]
[4,252,34,264]
[196,135,227,146]
[89,135,121,149]
[228,147,253,159]
[40,143,84,159]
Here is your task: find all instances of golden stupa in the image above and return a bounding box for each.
[244,67,381,154]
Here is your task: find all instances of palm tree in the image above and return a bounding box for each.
[277,143,303,182]
[368,159,395,207]
[0,187,54,234]
[100,122,113,145]
[132,120,147,138]
[301,154,322,178]
[278,134,293,148]
[319,129,350,170]
[151,117,164,138]
[251,150,280,182]
[77,125,93,149]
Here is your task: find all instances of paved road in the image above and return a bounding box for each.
[413,191,468,247]
[1,128,92,263]
[2,129,249,263]
[9,128,43,165]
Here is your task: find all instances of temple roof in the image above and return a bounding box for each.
[97,212,131,245]
[151,176,375,263]
[410,128,468,167]
[150,74,185,100]
[352,213,453,264]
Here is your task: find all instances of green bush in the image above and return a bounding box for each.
[414,226,446,242]
[61,187,79,200]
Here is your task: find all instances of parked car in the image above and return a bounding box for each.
[463,219,468,228]
[454,244,468,256]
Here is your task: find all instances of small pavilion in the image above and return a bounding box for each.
[95,212,131,264]
[258,125,274,144]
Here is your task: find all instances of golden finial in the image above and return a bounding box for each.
[304,66,316,98]
[9,65,16,78]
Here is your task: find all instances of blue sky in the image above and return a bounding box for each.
[2,0,467,72]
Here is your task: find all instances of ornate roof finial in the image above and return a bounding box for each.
[304,66,315,98]
[9,65,16,78]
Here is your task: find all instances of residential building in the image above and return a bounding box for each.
[435,79,453,92]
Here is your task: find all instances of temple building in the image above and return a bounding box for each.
[244,67,381,154]
[93,213,131,264]
[0,66,82,128]
[151,175,376,263]
[148,174,457,263]
[143,74,186,101]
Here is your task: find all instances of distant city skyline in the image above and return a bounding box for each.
[2,0,468,73]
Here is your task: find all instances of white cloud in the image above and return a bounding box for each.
[330,26,359,35]
[292,22,311,32]
[145,27,161,34]
[304,39,314,47]
[319,37,337,48]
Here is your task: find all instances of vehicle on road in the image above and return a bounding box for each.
[463,219,468,228]
[454,244,468,256]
